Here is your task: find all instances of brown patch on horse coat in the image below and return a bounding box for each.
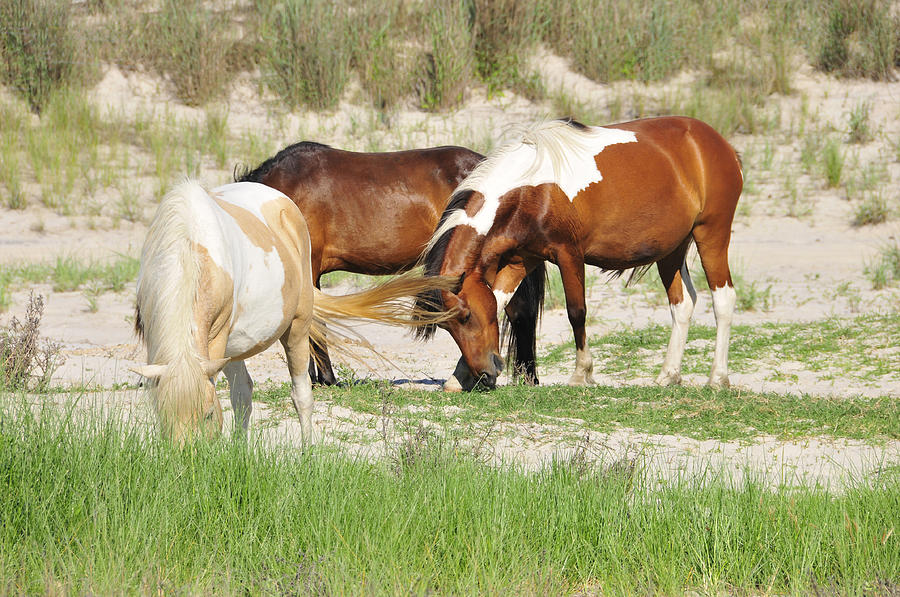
[193,242,234,361]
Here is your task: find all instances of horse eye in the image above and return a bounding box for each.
[460,311,471,323]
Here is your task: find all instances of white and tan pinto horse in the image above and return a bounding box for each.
[134,180,451,443]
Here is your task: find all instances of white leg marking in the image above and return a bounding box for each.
[656,266,697,386]
[567,346,595,386]
[224,360,253,433]
[443,357,477,392]
[709,284,736,388]
[290,371,315,443]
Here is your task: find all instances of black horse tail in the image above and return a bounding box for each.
[500,262,545,385]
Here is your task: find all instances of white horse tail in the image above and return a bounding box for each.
[134,180,218,441]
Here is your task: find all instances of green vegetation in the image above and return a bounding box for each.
[1,402,897,595]
[538,314,900,393]
[306,380,899,443]
[865,242,900,289]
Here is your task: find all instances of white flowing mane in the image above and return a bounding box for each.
[425,119,638,254]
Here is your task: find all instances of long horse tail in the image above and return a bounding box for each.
[134,180,212,440]
[500,262,546,378]
[309,271,456,352]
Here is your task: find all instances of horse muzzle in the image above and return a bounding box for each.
[475,353,504,390]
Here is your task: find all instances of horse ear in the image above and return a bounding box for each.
[201,358,230,378]
[130,364,168,379]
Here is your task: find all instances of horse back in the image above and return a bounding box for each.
[242,144,484,276]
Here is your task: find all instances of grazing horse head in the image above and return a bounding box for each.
[417,117,743,390]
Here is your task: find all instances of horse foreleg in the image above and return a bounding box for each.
[556,252,594,386]
[282,322,316,444]
[503,263,544,385]
[655,244,695,386]
[223,360,253,434]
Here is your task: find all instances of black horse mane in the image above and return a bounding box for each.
[558,116,589,130]
[413,188,475,340]
[233,141,331,183]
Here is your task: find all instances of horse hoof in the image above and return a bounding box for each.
[443,375,463,392]
[707,375,730,389]
[567,373,596,387]
[655,371,682,386]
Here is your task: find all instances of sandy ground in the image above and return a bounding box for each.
[2,55,899,486]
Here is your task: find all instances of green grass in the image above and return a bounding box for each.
[0,255,139,299]
[1,400,897,595]
[302,373,899,443]
[537,313,900,392]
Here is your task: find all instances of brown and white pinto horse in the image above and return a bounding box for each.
[133,180,453,443]
[415,117,743,389]
[236,142,545,389]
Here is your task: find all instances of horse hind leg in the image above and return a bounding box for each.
[655,244,696,386]
[693,225,737,389]
[223,360,253,434]
[282,321,316,444]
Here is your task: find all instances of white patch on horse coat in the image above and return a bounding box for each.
[191,182,292,357]
[446,122,637,237]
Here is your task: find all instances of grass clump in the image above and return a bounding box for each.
[823,137,844,187]
[256,0,351,110]
[815,0,899,81]
[848,101,873,144]
[0,293,63,391]
[0,0,76,113]
[1,402,898,594]
[417,0,474,110]
[865,242,900,289]
[142,0,235,106]
[852,193,889,226]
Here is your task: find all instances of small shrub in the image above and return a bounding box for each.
[0,293,63,391]
[0,0,76,113]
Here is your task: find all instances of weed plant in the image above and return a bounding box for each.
[0,400,897,594]
[0,293,62,390]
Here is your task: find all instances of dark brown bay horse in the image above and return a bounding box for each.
[415,117,743,389]
[236,142,546,388]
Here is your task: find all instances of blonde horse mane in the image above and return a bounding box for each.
[135,179,210,438]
